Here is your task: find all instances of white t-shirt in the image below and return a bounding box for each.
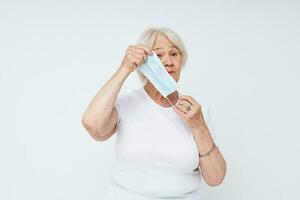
[105,87,215,200]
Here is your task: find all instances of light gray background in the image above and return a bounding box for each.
[0,0,299,199]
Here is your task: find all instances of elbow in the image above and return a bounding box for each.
[206,175,225,187]
[81,115,95,132]
[81,116,108,141]
[205,164,227,187]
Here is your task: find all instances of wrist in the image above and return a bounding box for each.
[199,141,217,158]
[117,66,132,76]
[192,124,209,136]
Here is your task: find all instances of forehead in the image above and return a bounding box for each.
[153,35,178,51]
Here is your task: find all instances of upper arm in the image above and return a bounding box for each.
[95,93,128,141]
[96,106,119,141]
[83,106,119,142]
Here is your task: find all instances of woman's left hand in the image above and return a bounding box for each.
[173,95,207,132]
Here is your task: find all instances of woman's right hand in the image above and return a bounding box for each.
[119,44,152,73]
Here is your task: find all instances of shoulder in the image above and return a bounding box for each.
[116,88,142,105]
[115,88,145,113]
[114,88,146,124]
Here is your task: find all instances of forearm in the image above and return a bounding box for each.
[82,67,131,130]
[192,126,226,186]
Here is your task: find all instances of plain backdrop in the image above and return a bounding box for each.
[0,0,299,199]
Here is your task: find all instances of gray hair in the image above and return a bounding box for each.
[136,27,188,84]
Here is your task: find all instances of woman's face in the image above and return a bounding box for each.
[153,35,182,82]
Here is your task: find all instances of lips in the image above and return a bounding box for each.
[168,71,175,74]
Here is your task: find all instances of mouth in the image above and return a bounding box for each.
[168,71,175,75]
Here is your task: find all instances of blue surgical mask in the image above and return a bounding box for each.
[138,52,178,105]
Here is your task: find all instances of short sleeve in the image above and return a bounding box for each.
[114,93,132,131]
[114,98,122,125]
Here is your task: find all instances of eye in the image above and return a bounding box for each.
[157,54,162,58]
[171,52,178,57]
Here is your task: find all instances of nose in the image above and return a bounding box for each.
[161,55,173,68]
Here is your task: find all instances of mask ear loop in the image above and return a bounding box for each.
[166,97,175,107]
[166,91,181,107]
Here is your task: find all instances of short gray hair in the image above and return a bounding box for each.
[136,27,188,84]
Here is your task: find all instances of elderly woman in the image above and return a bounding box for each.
[82,28,226,199]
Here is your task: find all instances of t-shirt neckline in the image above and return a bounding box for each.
[139,87,174,111]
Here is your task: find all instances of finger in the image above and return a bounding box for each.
[178,98,193,106]
[133,50,147,63]
[131,47,146,58]
[174,104,188,115]
[131,52,145,66]
[136,44,151,54]
[178,95,196,105]
[177,99,193,107]
[127,52,141,67]
[173,106,187,118]
[128,57,139,69]
[128,50,142,60]
[134,48,148,56]
[177,103,192,113]
[135,44,152,55]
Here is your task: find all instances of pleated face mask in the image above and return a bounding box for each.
[138,52,179,106]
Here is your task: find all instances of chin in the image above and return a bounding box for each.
[171,73,179,82]
[174,76,180,82]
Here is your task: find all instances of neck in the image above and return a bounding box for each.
[143,82,172,107]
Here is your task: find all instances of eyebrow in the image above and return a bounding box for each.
[154,45,177,51]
